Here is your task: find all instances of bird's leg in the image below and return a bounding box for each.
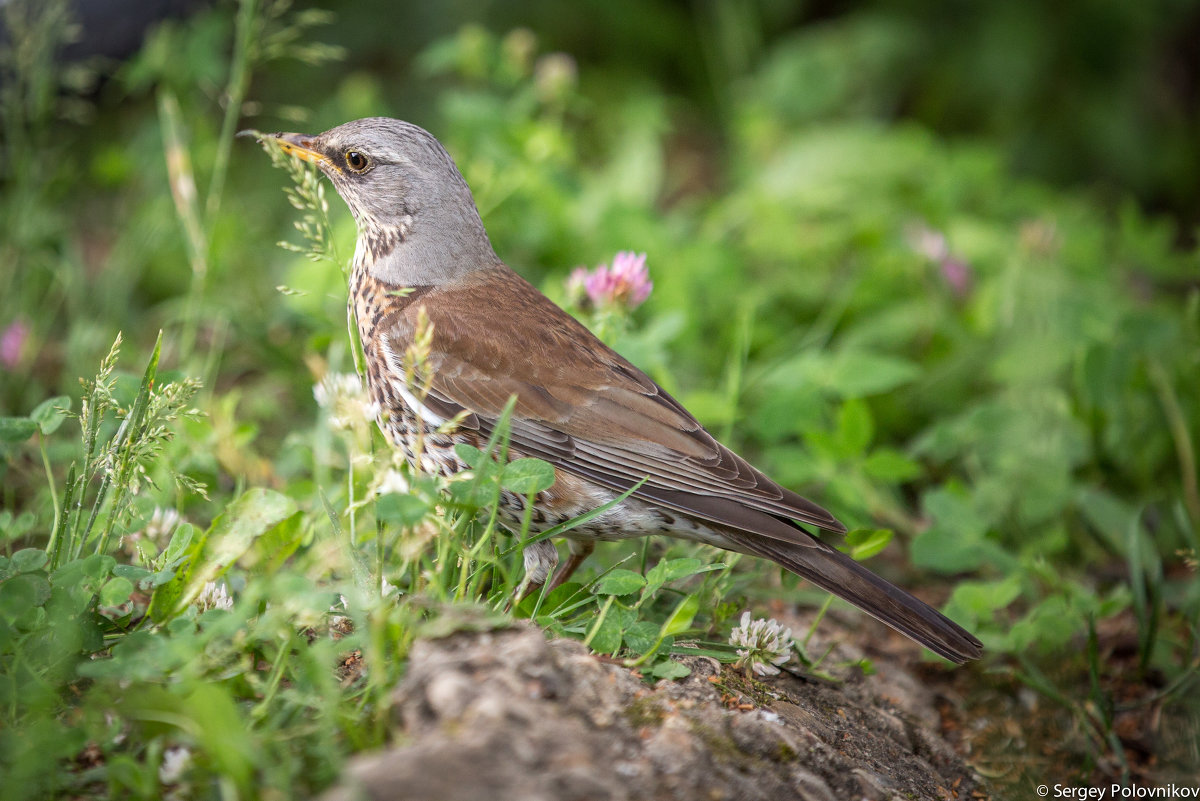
[515,538,559,603]
[513,539,595,604]
[546,539,595,593]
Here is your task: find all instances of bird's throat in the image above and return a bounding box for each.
[354,219,500,288]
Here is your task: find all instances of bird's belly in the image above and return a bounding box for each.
[497,467,733,551]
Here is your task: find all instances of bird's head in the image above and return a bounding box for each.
[255,117,497,285]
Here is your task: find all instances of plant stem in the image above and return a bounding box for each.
[802,594,834,648]
[158,91,209,359]
[38,433,60,555]
[1148,357,1200,523]
[582,595,614,648]
[78,470,113,560]
[49,464,77,569]
[250,632,294,719]
[206,0,258,224]
[347,449,355,545]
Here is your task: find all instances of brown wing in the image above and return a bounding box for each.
[385,266,844,545]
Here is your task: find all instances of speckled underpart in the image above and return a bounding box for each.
[350,262,452,472]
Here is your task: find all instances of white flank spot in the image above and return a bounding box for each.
[398,383,446,427]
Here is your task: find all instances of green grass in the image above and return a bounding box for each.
[2,0,1199,796]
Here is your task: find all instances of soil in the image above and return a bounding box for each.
[320,620,984,801]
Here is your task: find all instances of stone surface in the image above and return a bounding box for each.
[319,623,978,801]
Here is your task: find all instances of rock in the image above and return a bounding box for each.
[319,623,978,801]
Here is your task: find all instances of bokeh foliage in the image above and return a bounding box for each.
[1,0,1198,796]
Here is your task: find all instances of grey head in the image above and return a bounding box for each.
[264,117,499,286]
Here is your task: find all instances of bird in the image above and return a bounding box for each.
[254,117,983,664]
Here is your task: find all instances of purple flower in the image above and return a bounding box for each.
[906,224,972,299]
[1,320,29,369]
[567,251,653,310]
[566,266,591,301]
[940,257,972,298]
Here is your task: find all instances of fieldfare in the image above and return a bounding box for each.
[256,117,982,664]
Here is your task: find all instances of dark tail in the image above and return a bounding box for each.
[724,530,983,664]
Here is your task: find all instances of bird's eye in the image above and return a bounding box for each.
[345,150,369,173]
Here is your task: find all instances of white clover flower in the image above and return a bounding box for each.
[375,468,410,496]
[159,745,192,784]
[144,507,183,542]
[123,507,187,559]
[124,507,183,550]
[313,372,379,431]
[312,372,356,407]
[193,581,233,613]
[729,611,794,676]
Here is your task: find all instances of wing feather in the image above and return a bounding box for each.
[388,267,844,539]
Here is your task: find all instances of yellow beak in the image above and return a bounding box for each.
[266,132,332,167]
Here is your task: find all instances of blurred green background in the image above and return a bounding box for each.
[1,0,1198,796]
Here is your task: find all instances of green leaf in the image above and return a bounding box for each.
[376,493,431,527]
[836,398,874,456]
[245,512,308,575]
[181,684,258,792]
[148,569,175,587]
[522,580,584,617]
[623,620,660,654]
[0,417,38,443]
[31,396,71,435]
[0,511,36,543]
[843,528,893,561]
[1074,487,1139,556]
[910,485,1010,573]
[861,448,921,481]
[448,442,504,507]
[99,577,134,607]
[660,593,700,637]
[161,523,195,567]
[587,605,635,654]
[453,443,485,468]
[647,659,691,680]
[595,569,646,596]
[106,755,157,798]
[645,557,705,586]
[1006,596,1081,653]
[945,576,1022,621]
[448,474,499,508]
[825,350,919,397]
[50,554,116,590]
[643,557,723,600]
[501,458,556,494]
[203,489,298,567]
[112,564,153,583]
[81,554,118,580]
[148,488,298,622]
[12,548,48,573]
[666,644,734,661]
[129,331,162,427]
[0,573,52,619]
